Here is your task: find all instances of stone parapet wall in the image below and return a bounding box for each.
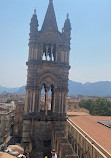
[53,122,78,158]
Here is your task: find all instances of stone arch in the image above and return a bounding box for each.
[39,31,62,45]
[39,72,58,89]
[39,72,57,115]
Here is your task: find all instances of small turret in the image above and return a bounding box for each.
[62,13,71,51]
[29,9,39,43]
[64,13,71,35]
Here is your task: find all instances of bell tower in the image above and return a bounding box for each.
[22,0,71,157]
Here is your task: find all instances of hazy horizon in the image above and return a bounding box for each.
[1,80,111,89]
[0,0,111,88]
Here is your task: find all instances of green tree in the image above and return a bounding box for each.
[79,98,111,116]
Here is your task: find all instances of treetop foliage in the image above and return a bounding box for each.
[79,98,111,116]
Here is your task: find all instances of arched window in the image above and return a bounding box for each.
[40,83,55,115]
[40,84,46,111]
[42,44,56,61]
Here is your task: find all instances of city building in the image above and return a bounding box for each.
[67,98,80,110]
[67,114,111,158]
[0,93,25,103]
[0,110,14,151]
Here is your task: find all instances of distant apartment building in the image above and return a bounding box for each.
[0,109,14,151]
[67,98,79,110]
[0,101,15,110]
[0,92,25,103]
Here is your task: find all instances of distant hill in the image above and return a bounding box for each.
[0,85,19,93]
[1,80,111,96]
[68,80,111,96]
[15,86,26,94]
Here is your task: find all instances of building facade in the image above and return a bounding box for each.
[0,110,14,151]
[22,0,74,158]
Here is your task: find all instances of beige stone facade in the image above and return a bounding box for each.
[0,110,14,151]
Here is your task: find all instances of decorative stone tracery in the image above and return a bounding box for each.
[22,0,71,157]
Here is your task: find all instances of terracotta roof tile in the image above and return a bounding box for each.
[69,115,111,154]
[67,112,90,116]
[0,106,9,110]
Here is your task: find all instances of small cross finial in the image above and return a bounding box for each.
[34,8,36,15]
[67,13,69,19]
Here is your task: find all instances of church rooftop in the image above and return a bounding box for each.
[69,115,111,155]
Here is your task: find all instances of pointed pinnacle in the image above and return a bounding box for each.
[49,0,53,3]
[34,8,36,15]
[67,13,69,19]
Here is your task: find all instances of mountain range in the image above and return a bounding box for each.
[1,80,111,96]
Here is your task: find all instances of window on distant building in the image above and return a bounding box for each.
[19,107,23,112]
[18,117,23,124]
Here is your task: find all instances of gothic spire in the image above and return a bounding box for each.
[29,9,39,43]
[30,9,39,32]
[64,13,71,33]
[41,0,58,31]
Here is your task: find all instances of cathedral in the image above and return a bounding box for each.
[22,0,73,157]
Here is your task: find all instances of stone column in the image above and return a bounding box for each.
[35,48,37,59]
[62,51,64,62]
[51,46,53,61]
[61,51,62,62]
[38,90,41,112]
[24,91,28,114]
[32,91,35,112]
[28,47,31,60]
[38,45,43,60]
[53,91,56,113]
[64,93,67,114]
[45,91,48,115]
[67,52,69,63]
[61,92,64,114]
[35,89,41,113]
[77,144,79,155]
[28,91,31,113]
[46,46,48,61]
[41,47,43,60]
[29,91,33,112]
[34,90,38,113]
[31,48,33,59]
[55,47,58,62]
[33,48,35,59]
[64,52,66,62]
[59,92,61,114]
[74,141,76,152]
[35,48,38,59]
[31,91,33,112]
[45,91,46,111]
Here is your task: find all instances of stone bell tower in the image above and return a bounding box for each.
[22,0,71,157]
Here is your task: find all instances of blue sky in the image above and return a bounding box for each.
[0,0,111,88]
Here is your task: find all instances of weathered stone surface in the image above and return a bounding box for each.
[22,0,72,157]
[60,143,74,158]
